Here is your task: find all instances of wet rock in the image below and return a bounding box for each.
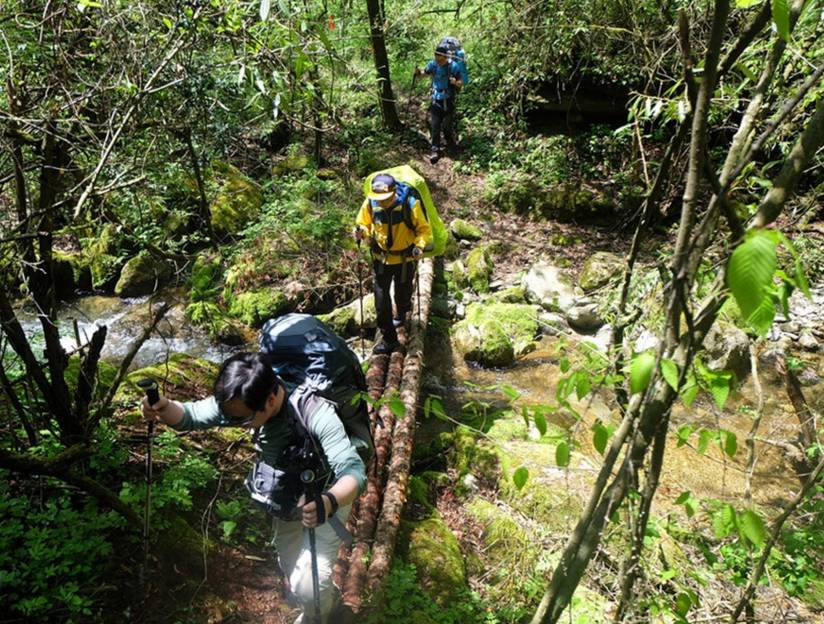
[521,261,581,313]
[538,311,569,336]
[704,321,751,379]
[581,324,613,353]
[450,218,483,241]
[634,329,660,353]
[114,252,172,298]
[579,251,624,292]
[565,300,604,332]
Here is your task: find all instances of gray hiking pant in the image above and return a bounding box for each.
[275,504,352,623]
[429,97,457,151]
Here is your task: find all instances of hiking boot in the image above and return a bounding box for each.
[372,339,400,355]
[429,148,440,164]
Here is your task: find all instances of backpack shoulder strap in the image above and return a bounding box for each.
[402,186,427,230]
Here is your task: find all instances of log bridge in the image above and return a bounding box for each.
[332,257,435,610]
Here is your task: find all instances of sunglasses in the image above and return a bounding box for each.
[217,407,259,428]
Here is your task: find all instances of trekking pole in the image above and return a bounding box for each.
[356,239,366,358]
[136,379,159,593]
[415,257,421,327]
[300,468,322,624]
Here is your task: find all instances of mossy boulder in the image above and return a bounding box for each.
[209,161,263,234]
[489,285,528,304]
[272,153,311,176]
[443,231,460,261]
[226,287,290,327]
[452,302,539,367]
[114,252,172,298]
[447,260,469,290]
[317,294,376,337]
[400,515,467,605]
[579,251,624,292]
[450,219,483,241]
[465,246,493,294]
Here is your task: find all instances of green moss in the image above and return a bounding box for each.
[318,295,376,337]
[52,250,92,296]
[465,247,492,294]
[83,223,122,289]
[451,426,499,484]
[579,251,624,292]
[489,285,528,304]
[450,219,483,241]
[209,161,263,234]
[407,475,435,514]
[803,577,824,609]
[226,288,290,327]
[453,303,539,368]
[400,515,467,604]
[272,153,311,176]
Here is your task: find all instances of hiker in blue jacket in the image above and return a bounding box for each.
[415,42,467,164]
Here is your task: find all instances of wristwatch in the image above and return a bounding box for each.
[323,491,339,516]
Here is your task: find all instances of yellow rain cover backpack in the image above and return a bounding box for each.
[363,165,447,258]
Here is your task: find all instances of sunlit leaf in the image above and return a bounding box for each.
[722,430,738,457]
[630,351,656,395]
[575,373,591,400]
[697,428,713,454]
[592,423,608,455]
[772,0,790,41]
[675,592,692,617]
[501,383,521,401]
[534,411,548,437]
[660,358,679,391]
[739,509,766,546]
[260,0,271,21]
[727,229,778,334]
[676,424,693,447]
[513,466,529,490]
[560,357,570,373]
[556,441,570,467]
[713,504,737,538]
[735,0,764,6]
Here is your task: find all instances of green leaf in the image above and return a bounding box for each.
[675,491,691,505]
[722,430,738,457]
[713,503,738,538]
[259,0,271,21]
[630,351,656,395]
[747,289,778,336]
[708,371,733,409]
[676,424,693,447]
[534,411,548,437]
[675,592,692,617]
[512,466,529,490]
[660,358,679,391]
[772,0,790,41]
[575,373,591,400]
[501,384,521,401]
[735,0,764,6]
[697,428,713,454]
[727,229,778,330]
[592,423,608,455]
[681,375,699,407]
[559,357,570,373]
[739,509,766,546]
[388,397,406,419]
[556,441,570,467]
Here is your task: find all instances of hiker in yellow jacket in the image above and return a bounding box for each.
[354,173,432,354]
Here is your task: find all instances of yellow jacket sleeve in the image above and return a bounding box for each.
[410,198,433,251]
[355,199,373,235]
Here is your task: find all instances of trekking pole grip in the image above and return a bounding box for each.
[137,378,160,407]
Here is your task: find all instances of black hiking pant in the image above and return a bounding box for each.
[373,260,414,343]
[429,98,457,152]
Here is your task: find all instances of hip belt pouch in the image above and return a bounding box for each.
[245,460,301,521]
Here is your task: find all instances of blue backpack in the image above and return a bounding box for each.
[438,36,469,85]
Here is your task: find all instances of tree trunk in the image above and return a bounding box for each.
[365,0,401,130]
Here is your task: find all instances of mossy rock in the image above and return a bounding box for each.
[64,356,118,398]
[447,260,469,290]
[452,302,539,367]
[399,515,467,605]
[489,285,528,304]
[209,161,263,234]
[450,426,500,483]
[443,231,460,261]
[315,167,338,180]
[52,250,93,298]
[450,219,483,241]
[114,252,172,297]
[272,153,312,176]
[465,247,493,294]
[317,294,376,337]
[579,251,624,292]
[227,288,290,327]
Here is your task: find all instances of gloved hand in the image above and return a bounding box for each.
[411,246,423,259]
[353,227,366,242]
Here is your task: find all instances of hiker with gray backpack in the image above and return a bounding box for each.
[415,37,469,163]
[141,314,371,624]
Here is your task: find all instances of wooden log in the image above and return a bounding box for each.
[366,258,434,593]
[341,348,405,608]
